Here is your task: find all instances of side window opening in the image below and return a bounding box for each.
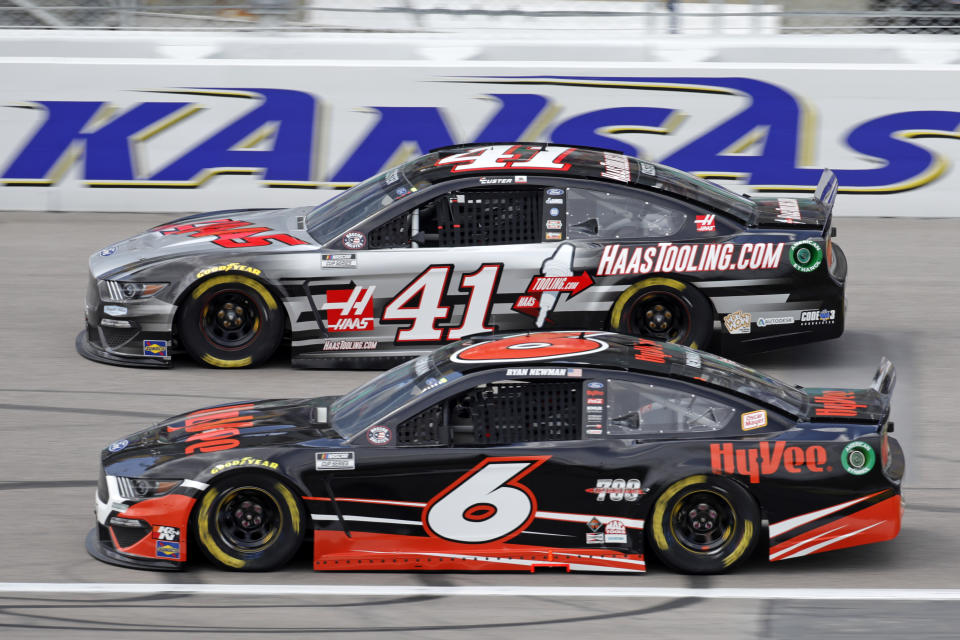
[395,379,581,446]
[566,187,687,240]
[605,379,736,437]
[368,212,412,249]
[429,189,541,247]
[369,188,542,249]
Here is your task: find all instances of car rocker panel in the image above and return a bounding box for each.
[88,332,903,574]
[78,144,847,369]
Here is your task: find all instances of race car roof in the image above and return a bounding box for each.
[434,331,808,417]
[402,143,755,221]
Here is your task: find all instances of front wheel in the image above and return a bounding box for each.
[194,472,305,571]
[609,278,713,349]
[648,475,759,574]
[179,275,284,368]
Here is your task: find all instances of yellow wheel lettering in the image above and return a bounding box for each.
[610,277,687,330]
[191,275,278,310]
[652,474,707,551]
[201,354,253,368]
[197,488,246,569]
[276,482,301,536]
[723,520,754,568]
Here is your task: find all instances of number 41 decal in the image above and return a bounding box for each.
[382,264,503,343]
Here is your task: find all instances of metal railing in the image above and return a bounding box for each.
[1,1,959,34]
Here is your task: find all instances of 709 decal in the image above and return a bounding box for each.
[423,457,548,544]
[382,264,503,343]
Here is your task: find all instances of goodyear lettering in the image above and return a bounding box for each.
[813,390,867,417]
[197,263,262,278]
[5,78,960,195]
[210,457,280,474]
[598,242,783,276]
[710,441,828,484]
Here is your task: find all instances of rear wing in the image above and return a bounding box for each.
[814,169,839,212]
[871,357,897,396]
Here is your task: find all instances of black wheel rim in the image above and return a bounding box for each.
[200,289,262,349]
[629,291,690,343]
[215,486,282,553]
[670,490,736,553]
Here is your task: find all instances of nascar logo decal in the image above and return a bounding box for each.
[450,331,610,363]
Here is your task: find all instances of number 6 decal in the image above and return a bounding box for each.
[424,456,548,544]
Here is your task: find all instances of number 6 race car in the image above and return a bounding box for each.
[78,143,847,369]
[88,331,903,575]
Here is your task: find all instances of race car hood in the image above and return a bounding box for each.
[752,196,827,229]
[103,396,342,462]
[90,206,317,278]
[803,387,890,424]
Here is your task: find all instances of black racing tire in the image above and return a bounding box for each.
[179,275,284,368]
[610,277,713,349]
[648,475,760,574]
[194,472,305,571]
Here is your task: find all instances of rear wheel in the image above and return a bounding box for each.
[610,277,712,348]
[194,472,304,571]
[648,475,759,574]
[179,275,283,368]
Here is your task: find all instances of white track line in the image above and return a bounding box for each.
[1,584,960,601]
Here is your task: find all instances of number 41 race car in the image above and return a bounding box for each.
[88,331,903,575]
[78,142,846,369]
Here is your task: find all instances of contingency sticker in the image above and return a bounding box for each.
[316,451,356,470]
[741,410,768,431]
[321,253,358,268]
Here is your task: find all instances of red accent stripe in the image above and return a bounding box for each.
[312,530,644,573]
[769,495,901,561]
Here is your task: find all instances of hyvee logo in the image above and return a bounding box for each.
[710,441,828,483]
[322,287,375,332]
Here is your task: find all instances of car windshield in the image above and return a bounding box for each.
[329,349,463,439]
[695,352,808,416]
[306,165,417,244]
[653,164,755,219]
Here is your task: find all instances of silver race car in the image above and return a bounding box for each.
[78,143,846,369]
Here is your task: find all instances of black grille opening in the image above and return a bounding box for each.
[111,522,151,549]
[440,190,540,247]
[470,381,581,444]
[101,326,139,348]
[397,404,446,446]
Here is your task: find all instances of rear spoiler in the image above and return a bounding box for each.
[871,357,897,395]
[814,169,839,212]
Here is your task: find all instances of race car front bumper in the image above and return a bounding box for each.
[76,329,172,368]
[86,527,182,571]
[77,273,179,367]
[88,473,198,571]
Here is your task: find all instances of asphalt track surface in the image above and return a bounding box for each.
[1,211,959,638]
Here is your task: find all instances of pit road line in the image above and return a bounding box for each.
[2,584,960,600]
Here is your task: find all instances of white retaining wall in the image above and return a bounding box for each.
[2,33,960,216]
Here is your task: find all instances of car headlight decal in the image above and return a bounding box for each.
[116,477,182,500]
[98,280,168,302]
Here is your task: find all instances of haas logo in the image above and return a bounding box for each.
[323,286,375,332]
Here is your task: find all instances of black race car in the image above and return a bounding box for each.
[88,331,902,575]
[78,143,846,369]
